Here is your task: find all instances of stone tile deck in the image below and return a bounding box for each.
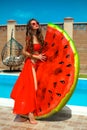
[0,106,87,130]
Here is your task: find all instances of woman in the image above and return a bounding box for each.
[10,18,46,124]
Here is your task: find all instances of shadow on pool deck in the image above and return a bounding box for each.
[0,105,87,130]
[0,69,21,73]
[14,106,72,123]
[39,106,72,122]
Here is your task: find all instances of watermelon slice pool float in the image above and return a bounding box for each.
[35,23,79,119]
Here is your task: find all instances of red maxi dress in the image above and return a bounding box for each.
[10,44,41,115]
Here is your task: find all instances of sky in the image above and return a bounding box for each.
[0,0,87,25]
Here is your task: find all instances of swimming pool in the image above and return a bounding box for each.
[0,74,18,98]
[0,73,87,107]
[67,78,87,107]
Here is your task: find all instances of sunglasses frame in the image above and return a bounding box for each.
[31,21,39,26]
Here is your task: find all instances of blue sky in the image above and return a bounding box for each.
[0,0,87,25]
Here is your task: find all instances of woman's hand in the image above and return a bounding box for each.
[33,53,46,62]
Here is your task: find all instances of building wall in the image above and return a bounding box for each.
[0,26,7,69]
[0,19,87,74]
[73,23,87,74]
[15,25,26,46]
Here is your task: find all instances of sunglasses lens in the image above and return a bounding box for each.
[31,22,39,26]
[32,23,35,25]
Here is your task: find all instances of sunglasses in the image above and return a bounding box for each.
[31,21,39,26]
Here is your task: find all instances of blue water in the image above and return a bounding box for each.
[0,74,87,107]
[0,74,18,98]
[67,78,87,106]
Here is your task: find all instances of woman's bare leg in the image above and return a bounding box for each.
[32,65,37,90]
[20,65,38,124]
[28,112,37,124]
[27,66,38,124]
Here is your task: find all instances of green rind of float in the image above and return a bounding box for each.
[48,23,63,33]
[36,23,80,119]
[48,23,78,54]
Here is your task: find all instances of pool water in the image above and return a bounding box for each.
[67,78,87,106]
[0,74,87,107]
[0,74,18,98]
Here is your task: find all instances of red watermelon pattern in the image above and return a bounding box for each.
[35,23,79,119]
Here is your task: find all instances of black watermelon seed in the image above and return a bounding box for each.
[66,64,72,67]
[53,34,56,39]
[54,50,59,58]
[51,43,55,47]
[59,61,64,64]
[56,93,61,96]
[53,82,57,88]
[66,54,70,58]
[66,74,71,76]
[48,90,52,93]
[54,68,62,75]
[48,103,50,107]
[39,108,42,112]
[55,50,58,55]
[60,80,65,84]
[64,45,68,49]
[61,36,64,40]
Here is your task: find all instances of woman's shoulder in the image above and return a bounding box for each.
[25,36,30,41]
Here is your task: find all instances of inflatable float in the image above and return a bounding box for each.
[35,23,79,119]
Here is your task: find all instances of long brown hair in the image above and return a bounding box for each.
[26,18,44,54]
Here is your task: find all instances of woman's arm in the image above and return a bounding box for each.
[22,40,46,61]
[22,47,46,61]
[22,44,32,58]
[32,53,46,61]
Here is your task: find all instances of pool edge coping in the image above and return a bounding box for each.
[0,98,87,116]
